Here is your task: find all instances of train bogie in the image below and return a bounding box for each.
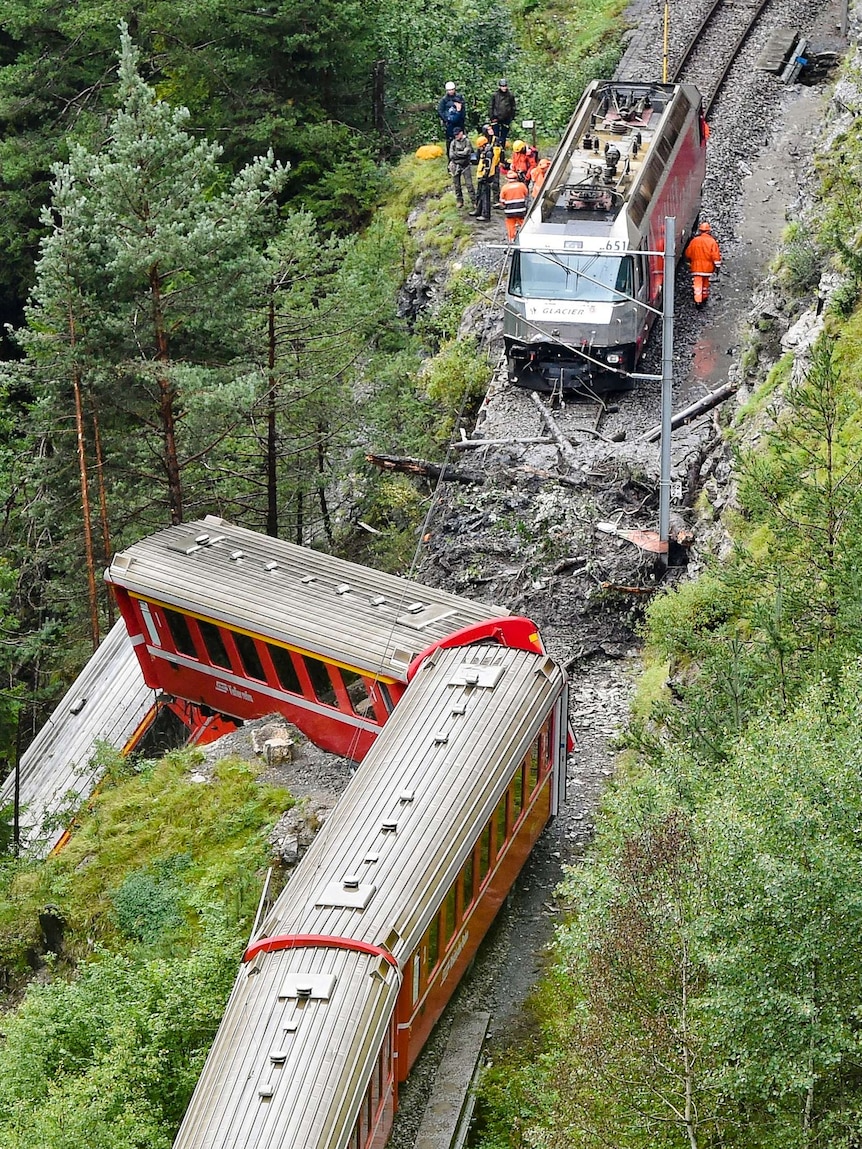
[504,79,708,397]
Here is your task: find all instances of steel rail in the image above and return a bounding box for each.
[670,0,774,113]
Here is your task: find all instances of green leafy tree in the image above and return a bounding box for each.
[0,0,378,320]
[0,937,240,1147]
[700,679,862,1145]
[541,810,723,1149]
[213,212,408,542]
[737,338,862,674]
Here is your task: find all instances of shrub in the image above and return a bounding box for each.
[775,221,822,295]
[644,574,739,661]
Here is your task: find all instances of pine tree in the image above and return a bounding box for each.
[24,23,289,530]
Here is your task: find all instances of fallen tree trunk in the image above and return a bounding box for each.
[640,381,738,443]
[452,436,554,450]
[365,453,484,485]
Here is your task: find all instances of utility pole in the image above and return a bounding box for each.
[659,215,676,555]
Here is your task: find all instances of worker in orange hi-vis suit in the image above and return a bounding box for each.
[684,221,722,308]
[530,157,551,196]
[500,169,528,240]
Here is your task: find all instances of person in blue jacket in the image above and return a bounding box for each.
[438,81,466,140]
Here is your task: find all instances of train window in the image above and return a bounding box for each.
[303,656,339,708]
[539,720,551,774]
[443,885,457,945]
[163,608,197,658]
[527,741,540,797]
[197,619,231,669]
[383,1025,392,1083]
[511,763,525,823]
[341,668,374,717]
[377,682,395,714]
[267,642,302,694]
[233,631,266,681]
[478,823,492,886]
[426,914,440,973]
[495,793,508,855]
[510,250,633,304]
[461,851,475,916]
[371,1048,380,1112]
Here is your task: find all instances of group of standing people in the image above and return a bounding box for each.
[438,78,724,300]
[438,79,550,240]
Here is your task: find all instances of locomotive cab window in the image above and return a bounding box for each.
[509,250,633,303]
[162,608,197,658]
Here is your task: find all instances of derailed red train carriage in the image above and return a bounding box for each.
[172,641,569,1149]
[106,516,545,760]
[104,517,571,1149]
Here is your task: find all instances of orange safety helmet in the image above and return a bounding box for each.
[507,169,520,179]
[698,221,712,232]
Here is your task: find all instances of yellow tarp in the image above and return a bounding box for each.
[415,143,444,160]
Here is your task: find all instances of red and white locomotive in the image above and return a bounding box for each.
[504,79,708,395]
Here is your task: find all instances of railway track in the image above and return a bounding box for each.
[670,0,775,112]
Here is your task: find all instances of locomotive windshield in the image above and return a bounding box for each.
[509,250,633,302]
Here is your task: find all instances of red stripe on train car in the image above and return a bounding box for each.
[243,933,400,969]
[407,615,544,681]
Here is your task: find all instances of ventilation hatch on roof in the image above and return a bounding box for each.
[166,533,204,555]
[316,879,377,909]
[450,664,506,689]
[396,603,458,630]
[278,973,337,1001]
[390,648,415,671]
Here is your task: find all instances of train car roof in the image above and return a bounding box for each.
[105,516,510,680]
[518,79,703,253]
[0,620,156,856]
[173,643,567,1149]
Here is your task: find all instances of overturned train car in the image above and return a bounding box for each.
[504,80,708,396]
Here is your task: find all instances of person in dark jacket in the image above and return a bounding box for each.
[488,79,516,147]
[479,123,503,206]
[438,81,466,140]
[448,128,476,209]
